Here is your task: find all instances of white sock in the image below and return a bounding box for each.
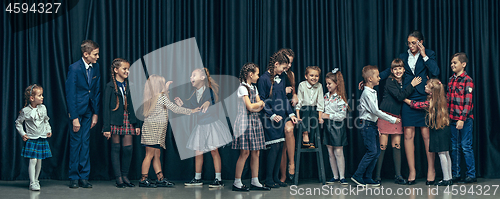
[251,177,263,187]
[334,147,346,179]
[215,173,222,181]
[438,152,451,180]
[327,147,339,179]
[233,178,243,188]
[35,159,42,183]
[446,152,452,180]
[195,173,202,180]
[29,159,37,183]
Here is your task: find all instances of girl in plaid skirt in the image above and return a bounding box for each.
[102,58,141,188]
[15,84,52,191]
[231,63,269,191]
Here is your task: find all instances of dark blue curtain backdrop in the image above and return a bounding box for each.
[1,0,499,181]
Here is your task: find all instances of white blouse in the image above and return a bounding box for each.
[323,92,347,121]
[15,104,52,139]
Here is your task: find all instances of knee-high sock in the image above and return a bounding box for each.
[334,147,345,179]
[111,143,122,178]
[35,159,42,182]
[327,147,338,179]
[446,152,452,180]
[375,149,386,180]
[266,142,283,184]
[438,152,451,180]
[29,158,37,183]
[121,145,133,177]
[393,147,402,177]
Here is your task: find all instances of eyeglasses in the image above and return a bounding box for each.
[406,41,418,46]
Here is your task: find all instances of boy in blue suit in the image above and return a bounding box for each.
[65,40,101,188]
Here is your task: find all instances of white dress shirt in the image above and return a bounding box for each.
[358,86,397,123]
[15,104,52,139]
[296,81,324,112]
[196,85,206,103]
[237,82,259,98]
[407,49,429,74]
[323,92,347,121]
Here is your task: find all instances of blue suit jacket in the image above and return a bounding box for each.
[380,49,440,95]
[65,59,101,120]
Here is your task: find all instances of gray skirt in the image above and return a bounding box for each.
[186,120,233,152]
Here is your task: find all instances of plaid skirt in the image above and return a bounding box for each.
[232,112,265,150]
[22,138,52,159]
[110,111,137,135]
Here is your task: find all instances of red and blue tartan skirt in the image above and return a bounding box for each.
[22,138,52,159]
[110,111,137,135]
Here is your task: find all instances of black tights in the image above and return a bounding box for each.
[266,142,284,184]
[111,134,133,184]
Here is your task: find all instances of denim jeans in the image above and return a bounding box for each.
[353,120,380,179]
[451,118,476,178]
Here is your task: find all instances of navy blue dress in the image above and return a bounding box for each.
[380,49,440,127]
[257,71,294,145]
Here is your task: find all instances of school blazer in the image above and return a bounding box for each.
[102,81,140,132]
[65,59,101,120]
[380,49,440,95]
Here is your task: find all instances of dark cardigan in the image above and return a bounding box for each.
[379,78,415,116]
[102,81,140,132]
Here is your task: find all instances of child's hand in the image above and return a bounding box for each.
[201,101,210,113]
[319,118,324,124]
[395,118,401,124]
[456,120,464,130]
[290,116,298,124]
[274,115,283,123]
[22,134,29,142]
[322,113,330,119]
[403,99,411,105]
[135,128,141,135]
[259,101,265,107]
[47,132,52,137]
[411,77,422,87]
[91,114,98,129]
[192,107,201,113]
[166,81,173,90]
[174,97,183,106]
[103,132,111,140]
[286,86,293,94]
[358,81,365,90]
[291,95,298,106]
[72,119,81,132]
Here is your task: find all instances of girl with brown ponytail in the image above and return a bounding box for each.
[102,58,141,188]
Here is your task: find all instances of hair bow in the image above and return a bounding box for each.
[332,68,339,74]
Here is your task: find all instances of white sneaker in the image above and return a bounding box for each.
[30,182,40,191]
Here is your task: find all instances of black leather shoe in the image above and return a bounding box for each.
[250,184,271,191]
[288,173,295,182]
[116,183,126,188]
[436,180,451,186]
[394,176,407,185]
[426,180,435,185]
[407,180,416,185]
[69,180,79,188]
[265,182,280,188]
[277,181,288,187]
[156,178,175,187]
[79,179,92,188]
[139,179,157,188]
[232,184,250,192]
[123,181,135,187]
[452,176,461,183]
[463,177,477,184]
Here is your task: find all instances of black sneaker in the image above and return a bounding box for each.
[208,179,224,188]
[463,177,477,184]
[364,178,380,187]
[156,178,175,187]
[184,178,203,186]
[139,179,157,188]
